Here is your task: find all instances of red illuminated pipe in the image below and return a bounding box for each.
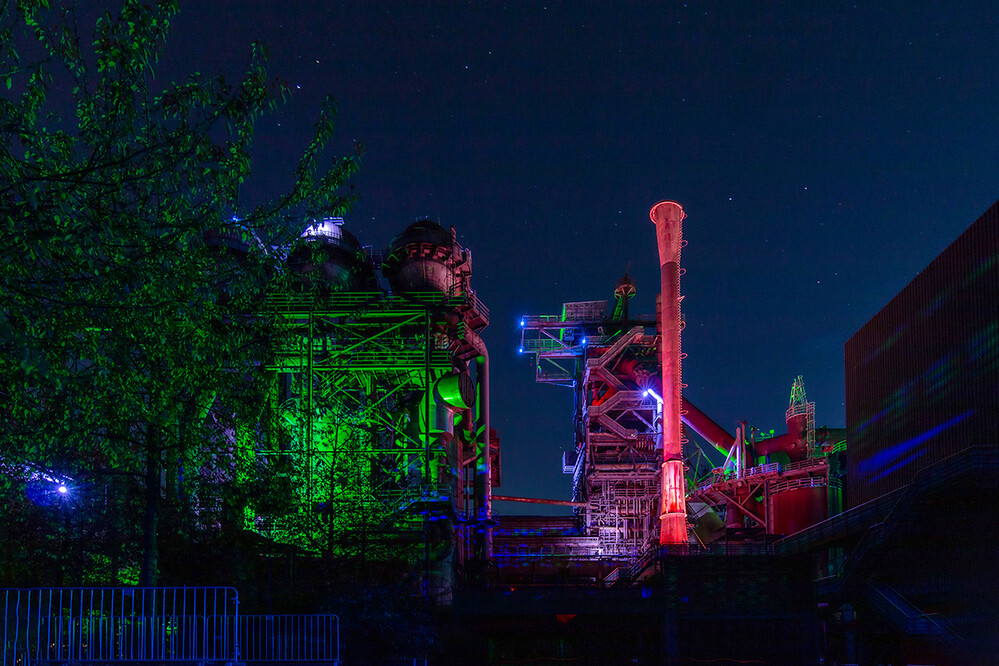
[651,201,688,545]
[681,398,736,453]
[754,411,808,462]
[492,495,586,507]
[615,357,736,452]
[753,432,795,457]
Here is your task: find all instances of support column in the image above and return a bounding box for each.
[473,351,492,561]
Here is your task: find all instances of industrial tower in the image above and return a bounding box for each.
[256,218,494,599]
[515,204,846,572]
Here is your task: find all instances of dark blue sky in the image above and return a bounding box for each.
[166,1,999,513]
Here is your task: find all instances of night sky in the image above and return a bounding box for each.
[160,1,998,514]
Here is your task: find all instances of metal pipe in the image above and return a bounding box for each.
[616,356,736,452]
[753,432,795,457]
[754,412,808,460]
[475,350,492,559]
[681,397,736,452]
[492,495,587,507]
[651,201,689,545]
[463,327,492,561]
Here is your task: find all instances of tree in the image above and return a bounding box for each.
[0,0,359,586]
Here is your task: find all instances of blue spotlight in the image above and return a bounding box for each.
[25,477,73,506]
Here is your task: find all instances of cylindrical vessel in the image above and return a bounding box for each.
[771,485,827,536]
[382,219,457,295]
[785,411,809,462]
[651,201,688,545]
[287,219,374,292]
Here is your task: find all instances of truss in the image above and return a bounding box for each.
[257,290,488,559]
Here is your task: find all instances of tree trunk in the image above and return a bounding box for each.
[141,431,161,586]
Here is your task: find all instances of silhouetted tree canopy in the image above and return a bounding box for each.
[0,0,359,586]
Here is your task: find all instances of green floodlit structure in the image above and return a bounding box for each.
[252,217,493,600]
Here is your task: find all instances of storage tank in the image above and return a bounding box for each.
[771,484,827,536]
[381,218,459,295]
[287,217,375,293]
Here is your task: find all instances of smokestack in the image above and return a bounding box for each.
[650,201,688,545]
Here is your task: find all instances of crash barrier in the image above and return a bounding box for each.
[2,588,343,665]
[239,614,340,664]
[1,587,238,665]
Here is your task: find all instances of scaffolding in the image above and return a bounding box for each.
[256,277,490,597]
[520,306,663,559]
[786,375,816,457]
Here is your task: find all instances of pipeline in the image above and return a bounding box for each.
[682,398,736,453]
[463,327,492,561]
[492,495,587,508]
[615,357,737,453]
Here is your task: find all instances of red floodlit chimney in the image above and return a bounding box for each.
[650,201,688,545]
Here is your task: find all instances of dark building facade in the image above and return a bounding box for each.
[837,200,999,662]
[845,200,999,506]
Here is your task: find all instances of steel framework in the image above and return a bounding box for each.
[244,219,493,600]
[259,289,490,587]
[521,308,663,557]
[687,377,833,537]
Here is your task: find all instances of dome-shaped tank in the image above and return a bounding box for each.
[381,218,458,295]
[287,218,375,293]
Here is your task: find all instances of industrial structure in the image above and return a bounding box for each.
[502,203,846,584]
[5,197,997,664]
[210,217,497,602]
[470,201,998,665]
[209,202,826,597]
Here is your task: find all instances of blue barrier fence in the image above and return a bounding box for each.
[2,588,340,665]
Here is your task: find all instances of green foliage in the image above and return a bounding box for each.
[0,0,359,586]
